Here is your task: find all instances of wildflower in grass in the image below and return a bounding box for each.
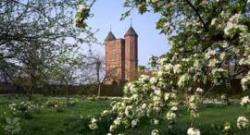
[223,122,231,133]
[151,129,159,135]
[187,127,201,135]
[101,110,111,117]
[237,116,249,129]
[88,118,98,130]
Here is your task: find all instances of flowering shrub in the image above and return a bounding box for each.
[9,101,40,119]
[84,71,180,134]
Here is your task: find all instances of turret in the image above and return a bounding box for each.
[124,26,138,81]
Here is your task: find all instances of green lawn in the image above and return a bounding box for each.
[0,95,111,135]
[0,95,249,135]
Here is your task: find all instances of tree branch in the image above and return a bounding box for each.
[185,0,207,30]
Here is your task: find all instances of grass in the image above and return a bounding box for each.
[0,95,249,135]
[0,95,112,135]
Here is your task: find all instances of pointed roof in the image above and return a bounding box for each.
[124,26,138,37]
[105,31,116,41]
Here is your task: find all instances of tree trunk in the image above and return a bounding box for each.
[97,82,101,97]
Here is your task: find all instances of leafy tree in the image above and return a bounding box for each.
[0,0,97,98]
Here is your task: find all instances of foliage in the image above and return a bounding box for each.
[4,117,21,135]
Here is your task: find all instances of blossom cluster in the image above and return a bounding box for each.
[74,3,89,28]
[187,127,201,135]
[241,72,250,91]
[237,116,249,129]
[240,96,250,107]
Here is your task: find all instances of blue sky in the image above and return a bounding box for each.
[87,0,170,66]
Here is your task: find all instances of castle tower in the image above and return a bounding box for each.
[104,26,138,84]
[124,26,138,81]
[104,31,125,84]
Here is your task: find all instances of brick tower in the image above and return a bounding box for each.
[104,27,138,84]
[124,26,138,81]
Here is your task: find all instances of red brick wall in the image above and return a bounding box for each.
[125,35,138,81]
[105,39,125,84]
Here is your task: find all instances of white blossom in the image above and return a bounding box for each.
[170,106,178,111]
[211,18,217,26]
[196,87,203,94]
[205,50,216,59]
[131,119,139,128]
[164,64,173,72]
[125,106,134,118]
[241,75,250,91]
[101,110,110,117]
[139,75,150,83]
[78,4,87,12]
[159,58,168,65]
[240,96,250,106]
[141,103,147,109]
[164,93,170,101]
[151,129,159,135]
[237,116,249,129]
[187,127,201,135]
[178,74,190,87]
[152,119,160,125]
[150,77,158,84]
[89,123,98,130]
[173,64,182,74]
[113,117,122,125]
[166,111,176,120]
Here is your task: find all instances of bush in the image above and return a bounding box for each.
[8,101,40,119]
